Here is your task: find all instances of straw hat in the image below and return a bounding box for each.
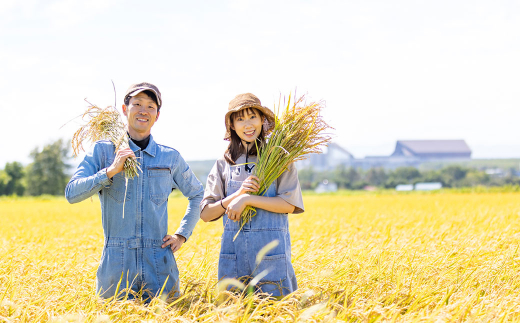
[224,93,276,141]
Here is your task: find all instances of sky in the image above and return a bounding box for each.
[1,0,519,168]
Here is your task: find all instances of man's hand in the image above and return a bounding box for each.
[107,148,135,179]
[161,234,186,253]
[227,194,250,222]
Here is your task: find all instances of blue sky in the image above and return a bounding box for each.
[1,0,519,167]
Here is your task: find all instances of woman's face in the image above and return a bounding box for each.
[231,108,263,144]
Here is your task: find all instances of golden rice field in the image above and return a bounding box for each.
[1,191,520,322]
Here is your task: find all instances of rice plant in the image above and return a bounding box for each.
[236,94,333,238]
[1,191,519,322]
[71,101,141,179]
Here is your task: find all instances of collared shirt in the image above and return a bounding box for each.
[200,154,304,215]
[130,134,150,150]
[65,135,204,242]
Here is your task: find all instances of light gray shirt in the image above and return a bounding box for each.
[201,154,304,215]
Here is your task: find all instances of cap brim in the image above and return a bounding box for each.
[127,88,162,107]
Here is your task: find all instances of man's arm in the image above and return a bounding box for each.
[65,143,111,203]
[170,154,204,242]
[65,144,134,204]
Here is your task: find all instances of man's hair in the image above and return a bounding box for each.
[124,90,160,111]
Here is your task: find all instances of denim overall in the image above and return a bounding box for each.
[218,165,297,296]
[65,138,203,300]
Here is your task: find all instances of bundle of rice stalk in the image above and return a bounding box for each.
[71,101,141,179]
[234,94,333,240]
[71,101,141,218]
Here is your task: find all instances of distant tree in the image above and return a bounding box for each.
[393,167,421,181]
[298,167,316,190]
[365,167,387,186]
[441,165,467,180]
[420,170,443,183]
[333,165,363,189]
[460,170,490,187]
[296,163,517,191]
[0,170,8,195]
[3,162,25,195]
[440,165,468,187]
[26,139,70,196]
[385,167,421,188]
[504,175,520,186]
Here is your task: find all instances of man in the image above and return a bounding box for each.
[65,82,203,300]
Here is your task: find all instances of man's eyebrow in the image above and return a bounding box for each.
[133,97,156,104]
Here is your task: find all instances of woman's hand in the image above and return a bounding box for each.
[161,234,186,253]
[237,175,260,195]
[226,194,250,222]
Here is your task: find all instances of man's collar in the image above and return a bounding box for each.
[128,134,157,157]
[144,134,157,157]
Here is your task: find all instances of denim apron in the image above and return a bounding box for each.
[218,164,297,296]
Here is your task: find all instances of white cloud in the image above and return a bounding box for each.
[41,0,120,28]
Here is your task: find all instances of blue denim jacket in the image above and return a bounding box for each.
[65,135,203,299]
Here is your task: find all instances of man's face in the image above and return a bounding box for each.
[123,92,160,139]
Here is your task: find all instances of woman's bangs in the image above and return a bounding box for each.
[232,108,262,121]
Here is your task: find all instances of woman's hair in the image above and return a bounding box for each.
[224,107,265,165]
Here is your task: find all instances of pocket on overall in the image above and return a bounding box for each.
[253,253,288,283]
[148,167,171,206]
[218,253,238,280]
[96,246,124,297]
[106,173,131,203]
[152,247,178,294]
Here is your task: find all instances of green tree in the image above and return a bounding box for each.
[3,162,25,195]
[298,167,316,190]
[365,167,387,186]
[0,170,8,195]
[440,165,468,187]
[26,139,71,196]
[333,165,364,189]
[420,170,442,183]
[460,170,490,187]
[385,167,421,188]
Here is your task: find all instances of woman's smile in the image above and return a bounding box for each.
[244,129,256,138]
[232,109,263,144]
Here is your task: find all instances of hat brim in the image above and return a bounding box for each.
[224,104,276,141]
[126,88,162,107]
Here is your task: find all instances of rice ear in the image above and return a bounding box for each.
[234,93,333,239]
[71,102,141,179]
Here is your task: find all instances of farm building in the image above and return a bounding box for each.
[297,142,355,171]
[391,140,472,159]
[298,140,472,170]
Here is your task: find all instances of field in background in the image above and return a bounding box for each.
[1,192,520,322]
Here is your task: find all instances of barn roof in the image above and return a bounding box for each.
[327,142,354,158]
[396,140,471,154]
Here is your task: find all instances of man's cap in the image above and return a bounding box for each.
[124,82,162,108]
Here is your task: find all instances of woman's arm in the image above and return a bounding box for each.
[200,175,261,222]
[200,193,237,222]
[225,194,296,221]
